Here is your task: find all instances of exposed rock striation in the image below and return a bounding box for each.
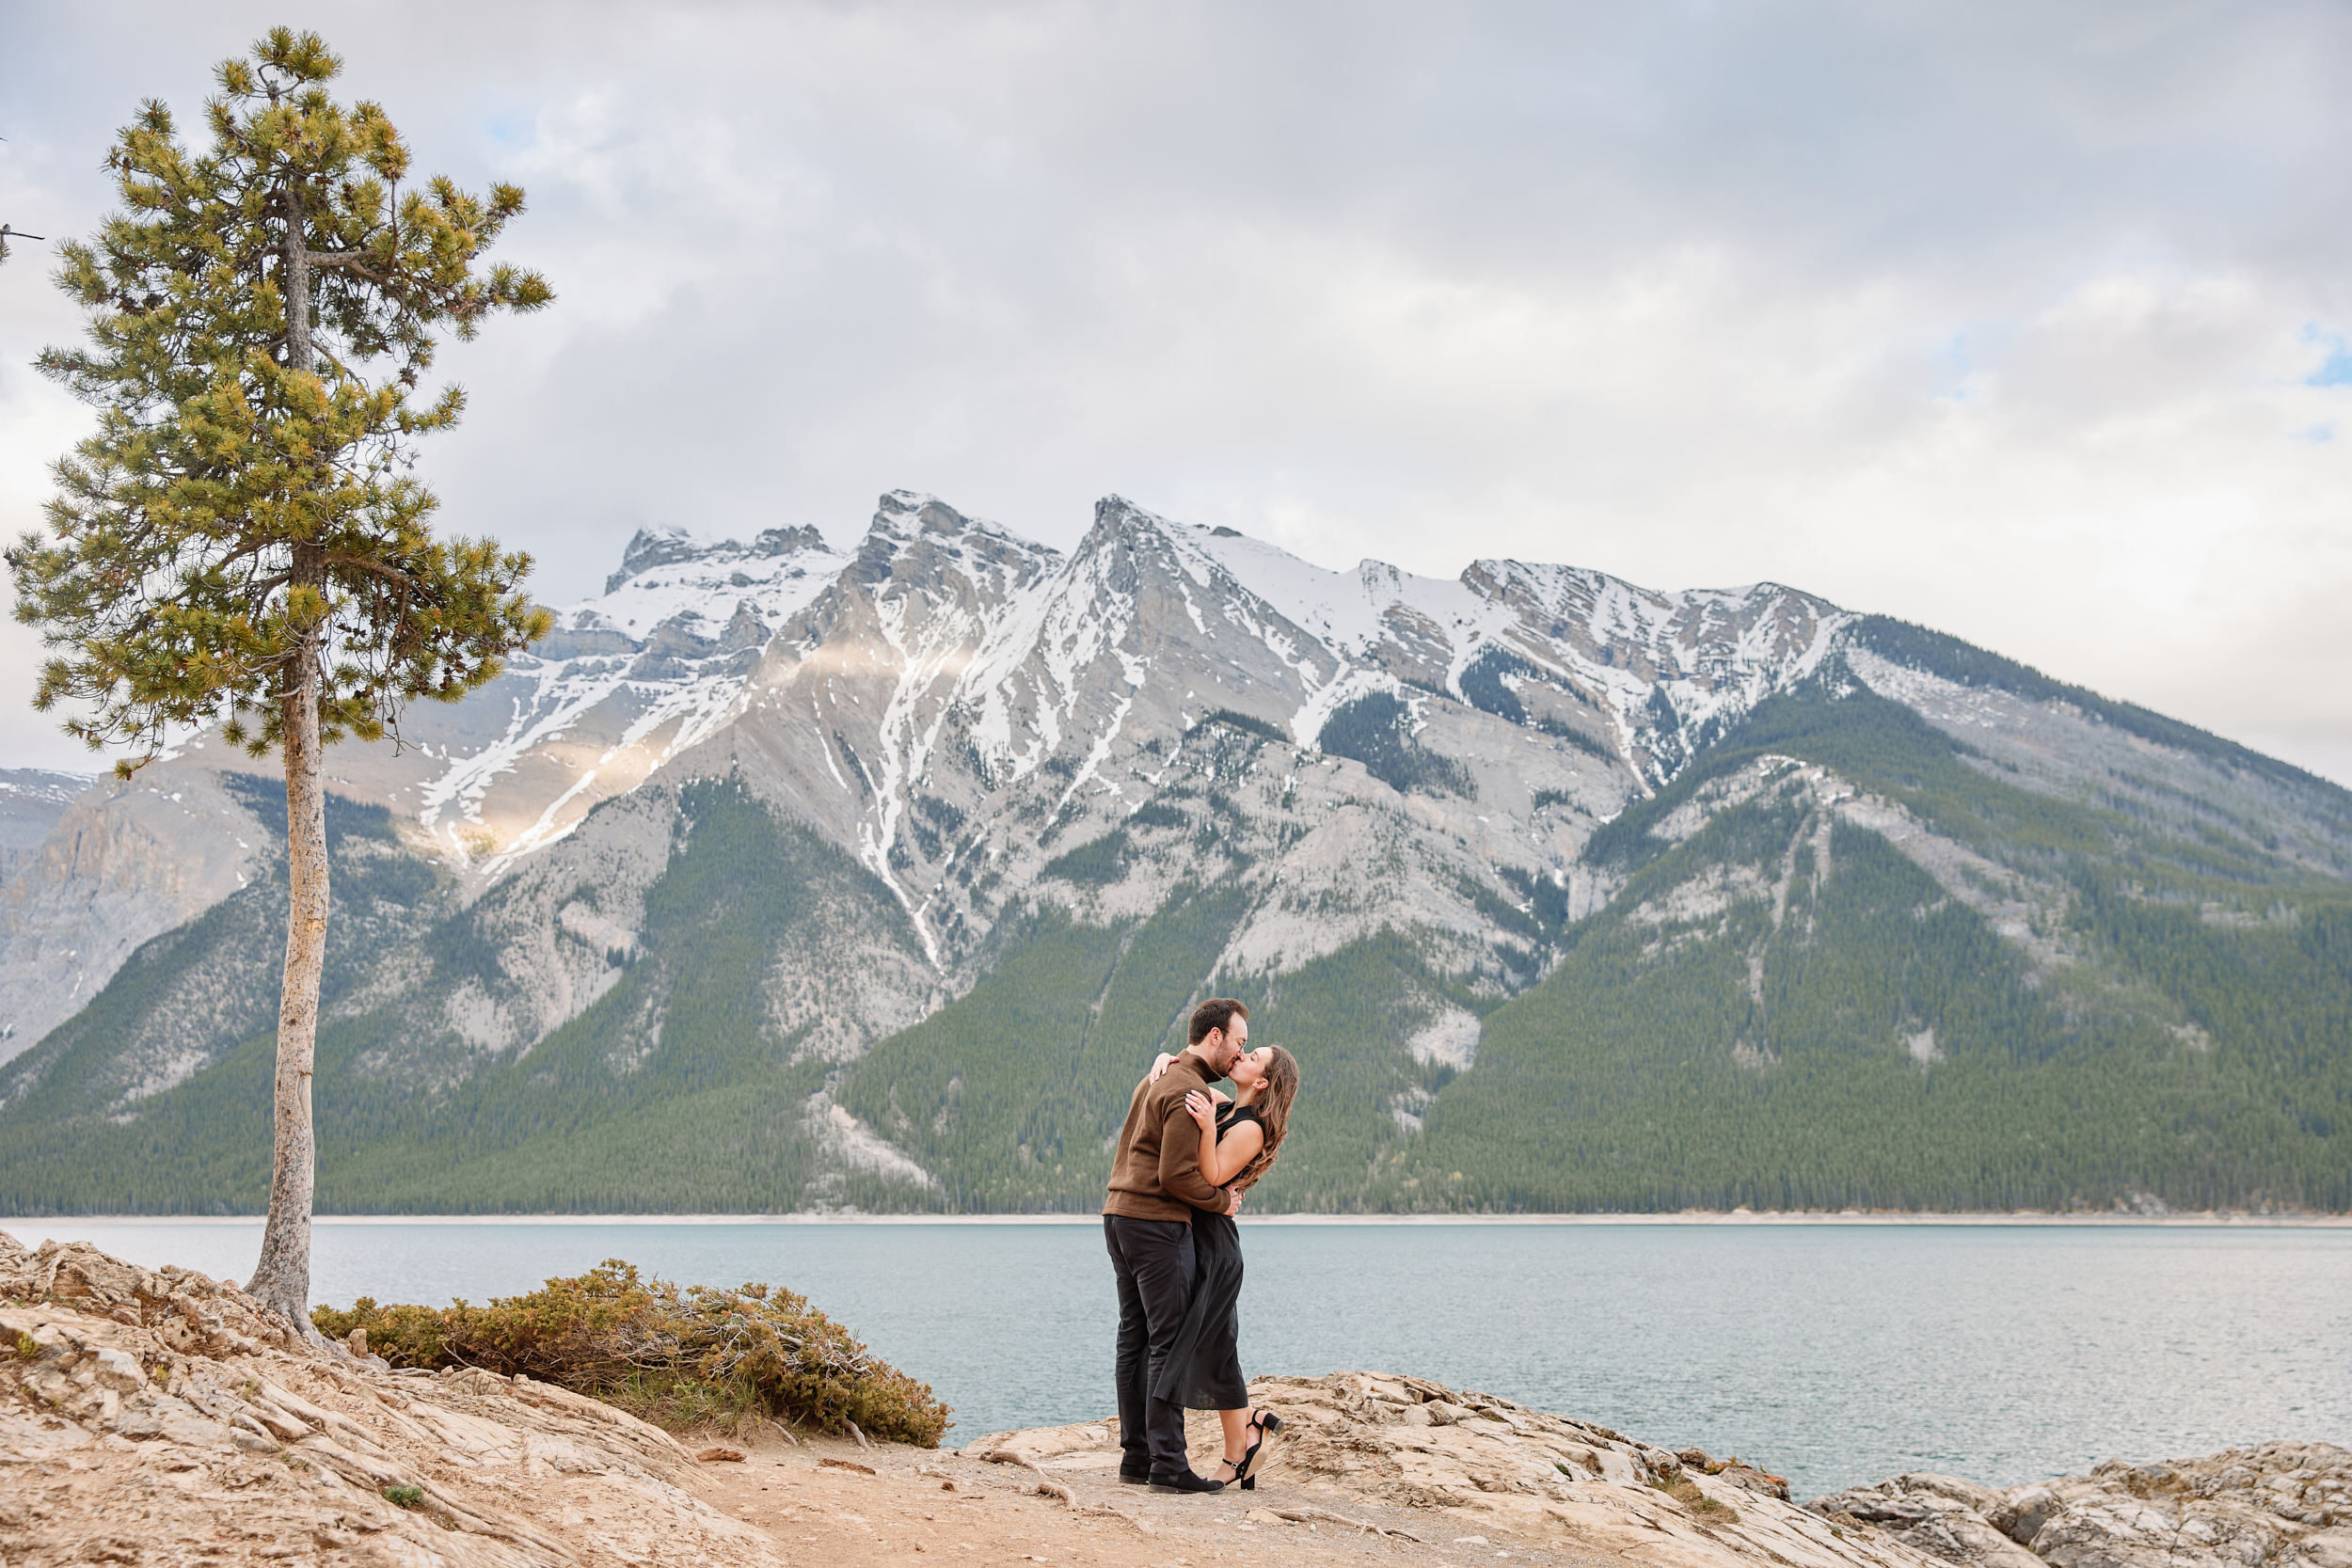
[7,1233,2347,1568]
[8,492,2350,1217]
[0,772,95,892]
[973,1370,1931,1568]
[0,762,269,1069]
[974,1376,2352,1568]
[1812,1450,2352,1568]
[0,1231,783,1567]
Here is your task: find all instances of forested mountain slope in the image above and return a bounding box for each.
[1,493,2344,1212]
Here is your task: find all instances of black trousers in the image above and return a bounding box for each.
[1104,1214,1196,1478]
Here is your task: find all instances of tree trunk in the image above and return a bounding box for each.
[247,609,326,1330]
[245,182,326,1335]
[280,182,316,377]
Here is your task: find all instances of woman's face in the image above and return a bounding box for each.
[1231,1046,1274,1089]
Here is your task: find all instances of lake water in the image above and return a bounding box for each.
[8,1217,2346,1499]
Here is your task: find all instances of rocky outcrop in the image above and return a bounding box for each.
[8,1232,2347,1568]
[973,1370,1936,1568]
[0,1231,784,1567]
[973,1374,2352,1568]
[1812,1450,2352,1568]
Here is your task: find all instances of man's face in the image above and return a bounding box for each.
[1203,1016,1248,1076]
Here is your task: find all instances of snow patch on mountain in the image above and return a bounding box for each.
[406,528,853,871]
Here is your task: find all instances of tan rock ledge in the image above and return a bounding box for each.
[5,1230,2342,1568]
[971,1378,2351,1568]
[970,1371,1927,1568]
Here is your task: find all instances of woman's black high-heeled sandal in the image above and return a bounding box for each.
[1235,1408,1284,1489]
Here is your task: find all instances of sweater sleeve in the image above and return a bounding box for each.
[1157,1091,1228,1211]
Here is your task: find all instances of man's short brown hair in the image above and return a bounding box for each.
[1188,997,1248,1046]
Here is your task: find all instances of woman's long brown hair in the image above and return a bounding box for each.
[1228,1045,1298,1198]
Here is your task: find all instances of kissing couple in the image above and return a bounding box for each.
[1102,998,1303,1495]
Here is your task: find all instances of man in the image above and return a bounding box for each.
[1102,997,1248,1494]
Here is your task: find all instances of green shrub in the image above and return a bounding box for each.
[313,1259,950,1447]
[1663,1478,1738,1522]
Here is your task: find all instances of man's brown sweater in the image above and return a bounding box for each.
[1103,1051,1229,1222]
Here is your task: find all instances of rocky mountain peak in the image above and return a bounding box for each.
[1057,495,1203,597]
[752,523,827,556]
[604,524,707,594]
[866,489,1037,548]
[847,492,1059,592]
[609,520,836,590]
[1088,492,1164,532]
[5,484,2349,1220]
[564,520,849,648]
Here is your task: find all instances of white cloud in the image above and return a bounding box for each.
[4,0,2351,788]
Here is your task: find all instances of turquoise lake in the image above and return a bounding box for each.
[10,1219,2346,1498]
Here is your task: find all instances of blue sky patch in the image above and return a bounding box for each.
[1930,321,2015,402]
[2303,325,2352,387]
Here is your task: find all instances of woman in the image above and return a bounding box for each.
[1144,1041,1301,1489]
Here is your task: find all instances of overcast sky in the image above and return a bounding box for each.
[5,2,2350,784]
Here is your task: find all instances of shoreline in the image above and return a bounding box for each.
[8,1210,2349,1227]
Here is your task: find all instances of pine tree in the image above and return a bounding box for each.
[6,29,552,1329]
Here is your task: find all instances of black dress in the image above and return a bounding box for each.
[1153,1103,1260,1411]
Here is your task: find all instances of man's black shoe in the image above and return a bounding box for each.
[1117,1467,1151,1487]
[1148,1470,1225,1494]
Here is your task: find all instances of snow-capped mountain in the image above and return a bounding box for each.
[305,491,1846,968]
[4,491,2346,1216]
